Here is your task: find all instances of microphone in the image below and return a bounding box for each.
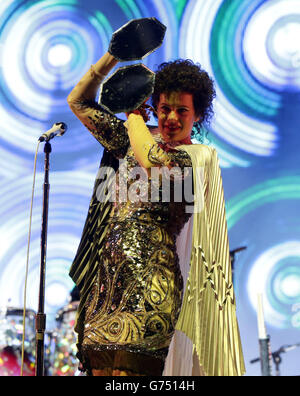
[39,122,67,142]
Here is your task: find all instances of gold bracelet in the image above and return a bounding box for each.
[90,64,107,83]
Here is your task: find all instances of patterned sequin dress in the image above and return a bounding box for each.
[69,100,193,375]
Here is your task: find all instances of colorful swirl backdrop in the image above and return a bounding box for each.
[0,0,299,376]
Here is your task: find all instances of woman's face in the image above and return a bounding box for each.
[157,92,200,143]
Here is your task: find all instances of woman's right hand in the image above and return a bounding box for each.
[125,101,152,123]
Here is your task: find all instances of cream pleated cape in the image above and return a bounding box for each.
[163,144,245,376]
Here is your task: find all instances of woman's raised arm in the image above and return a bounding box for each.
[67,52,129,157]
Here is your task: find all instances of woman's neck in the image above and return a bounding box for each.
[151,128,192,145]
[177,136,192,145]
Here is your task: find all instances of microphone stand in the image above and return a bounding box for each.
[250,342,300,376]
[35,141,51,376]
[259,336,272,376]
[272,343,300,376]
[230,246,247,285]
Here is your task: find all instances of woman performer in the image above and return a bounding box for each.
[68,52,245,376]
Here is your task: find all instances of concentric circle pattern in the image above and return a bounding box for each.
[0,170,95,327]
[226,176,300,329]
[179,0,280,161]
[244,0,300,91]
[0,0,299,376]
[0,0,178,333]
[247,242,300,329]
[0,0,177,174]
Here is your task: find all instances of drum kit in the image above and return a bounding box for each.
[0,301,80,376]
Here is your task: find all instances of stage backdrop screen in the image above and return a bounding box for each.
[0,0,299,376]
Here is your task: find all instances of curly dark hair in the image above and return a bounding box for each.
[151,59,216,142]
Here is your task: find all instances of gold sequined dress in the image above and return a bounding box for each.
[69,98,193,375]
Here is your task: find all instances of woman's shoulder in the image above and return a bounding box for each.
[179,143,217,162]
